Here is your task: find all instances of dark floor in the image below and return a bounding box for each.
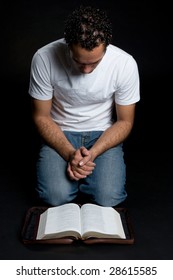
[0,149,172,260]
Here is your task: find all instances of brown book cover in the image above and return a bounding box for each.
[21,205,135,245]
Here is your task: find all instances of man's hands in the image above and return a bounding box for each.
[67,146,96,181]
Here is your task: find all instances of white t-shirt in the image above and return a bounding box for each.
[29,38,140,131]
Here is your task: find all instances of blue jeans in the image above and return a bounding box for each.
[36,131,127,206]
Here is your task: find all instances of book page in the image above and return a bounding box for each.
[36,203,81,239]
[80,204,126,239]
[36,209,48,240]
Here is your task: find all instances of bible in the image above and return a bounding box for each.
[21,203,134,244]
[36,203,126,240]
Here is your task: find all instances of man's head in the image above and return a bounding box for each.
[64,5,112,50]
[64,6,112,73]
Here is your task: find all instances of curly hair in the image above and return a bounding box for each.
[64,6,112,50]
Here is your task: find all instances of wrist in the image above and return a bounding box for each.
[67,148,76,162]
[89,148,97,161]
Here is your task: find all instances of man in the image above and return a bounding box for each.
[28,5,140,207]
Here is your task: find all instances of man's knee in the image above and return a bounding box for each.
[37,186,75,206]
[93,188,127,207]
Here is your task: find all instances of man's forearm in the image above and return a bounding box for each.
[90,120,133,160]
[33,116,75,161]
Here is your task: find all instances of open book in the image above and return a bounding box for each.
[36,203,126,241]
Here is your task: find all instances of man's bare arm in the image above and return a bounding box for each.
[31,98,76,161]
[80,103,136,165]
[31,98,95,180]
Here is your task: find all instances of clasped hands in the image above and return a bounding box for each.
[67,146,96,181]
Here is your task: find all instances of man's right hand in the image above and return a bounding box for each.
[67,147,96,181]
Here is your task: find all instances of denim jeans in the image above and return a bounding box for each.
[36,131,127,206]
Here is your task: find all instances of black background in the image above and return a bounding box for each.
[0,0,172,260]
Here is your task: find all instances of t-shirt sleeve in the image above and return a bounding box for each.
[115,56,140,105]
[28,51,53,100]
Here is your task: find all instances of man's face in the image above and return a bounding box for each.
[70,43,106,74]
